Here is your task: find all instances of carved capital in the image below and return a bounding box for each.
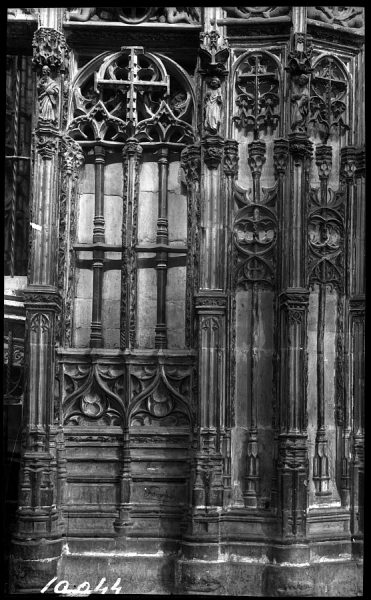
[203,135,224,169]
[34,129,60,160]
[195,294,227,311]
[32,27,69,72]
[288,132,312,164]
[280,288,309,325]
[349,296,365,316]
[223,140,239,177]
[315,144,332,180]
[181,145,201,183]
[273,138,289,178]
[248,140,266,177]
[23,288,62,312]
[122,138,143,160]
[340,146,357,181]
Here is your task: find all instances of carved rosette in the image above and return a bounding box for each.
[203,135,224,169]
[32,28,69,72]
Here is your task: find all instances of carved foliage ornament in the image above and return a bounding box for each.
[68,48,195,145]
[233,52,280,139]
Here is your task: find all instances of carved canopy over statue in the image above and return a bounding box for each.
[67,7,201,25]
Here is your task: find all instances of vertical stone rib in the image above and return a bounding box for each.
[276,129,312,540]
[313,144,332,496]
[243,140,266,507]
[90,145,105,348]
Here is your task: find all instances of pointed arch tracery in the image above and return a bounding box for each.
[67,47,196,145]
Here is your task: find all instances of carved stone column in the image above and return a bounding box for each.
[276,129,312,546]
[11,18,69,593]
[181,144,201,350]
[222,140,238,506]
[342,146,365,552]
[120,139,143,350]
[183,33,230,555]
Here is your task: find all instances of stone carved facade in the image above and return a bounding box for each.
[5,7,364,597]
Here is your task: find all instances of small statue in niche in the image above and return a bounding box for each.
[204,76,222,134]
[37,65,59,124]
[291,73,309,132]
